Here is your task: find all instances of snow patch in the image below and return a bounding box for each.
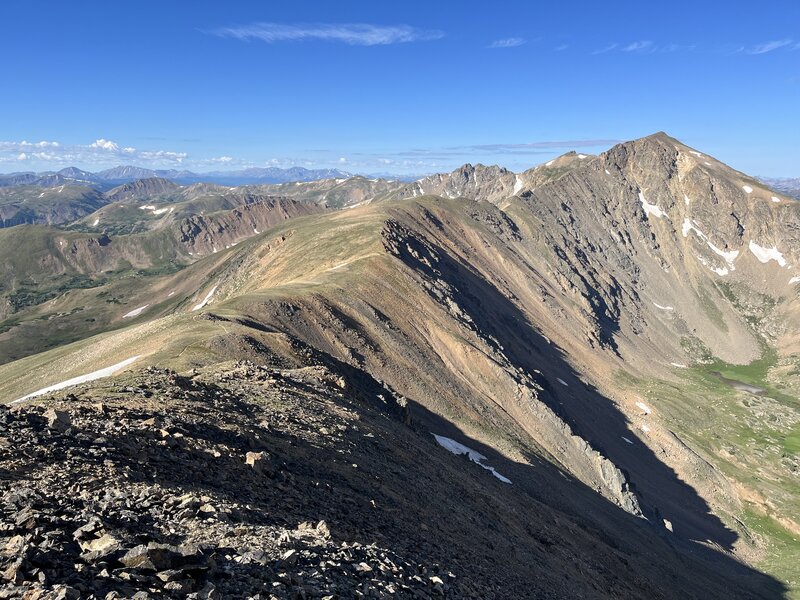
[432,434,512,484]
[513,175,524,195]
[663,519,673,533]
[122,305,149,319]
[139,204,172,216]
[345,200,369,210]
[577,154,587,159]
[12,356,142,404]
[695,254,730,276]
[790,276,800,284]
[653,303,674,311]
[670,363,688,368]
[689,151,703,158]
[253,228,260,234]
[92,218,99,226]
[748,241,787,267]
[684,194,690,206]
[771,196,781,203]
[635,401,652,415]
[557,378,568,387]
[742,185,753,194]
[621,436,634,445]
[640,424,651,433]
[604,169,611,175]
[682,219,739,273]
[639,192,666,219]
[545,160,554,167]
[191,285,218,311]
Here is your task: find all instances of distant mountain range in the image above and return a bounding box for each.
[0,165,357,188]
[758,176,800,200]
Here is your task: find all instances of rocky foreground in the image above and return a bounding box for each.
[0,363,455,599]
[0,354,784,599]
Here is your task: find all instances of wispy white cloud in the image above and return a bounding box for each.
[661,43,696,52]
[354,139,620,162]
[456,139,620,154]
[488,37,525,49]
[592,40,700,55]
[0,140,60,150]
[0,139,187,167]
[747,39,794,54]
[591,43,618,55]
[622,40,653,52]
[554,44,569,51]
[90,139,122,151]
[211,22,444,46]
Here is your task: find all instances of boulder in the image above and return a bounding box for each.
[80,533,122,562]
[245,451,274,476]
[44,408,70,432]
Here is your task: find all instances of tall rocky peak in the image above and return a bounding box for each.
[601,132,684,178]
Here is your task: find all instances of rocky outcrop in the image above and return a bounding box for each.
[392,164,518,204]
[175,198,325,256]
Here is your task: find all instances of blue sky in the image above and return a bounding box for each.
[1,0,798,176]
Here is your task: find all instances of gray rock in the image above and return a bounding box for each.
[44,408,70,432]
[120,543,177,571]
[245,451,274,476]
[80,533,122,562]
